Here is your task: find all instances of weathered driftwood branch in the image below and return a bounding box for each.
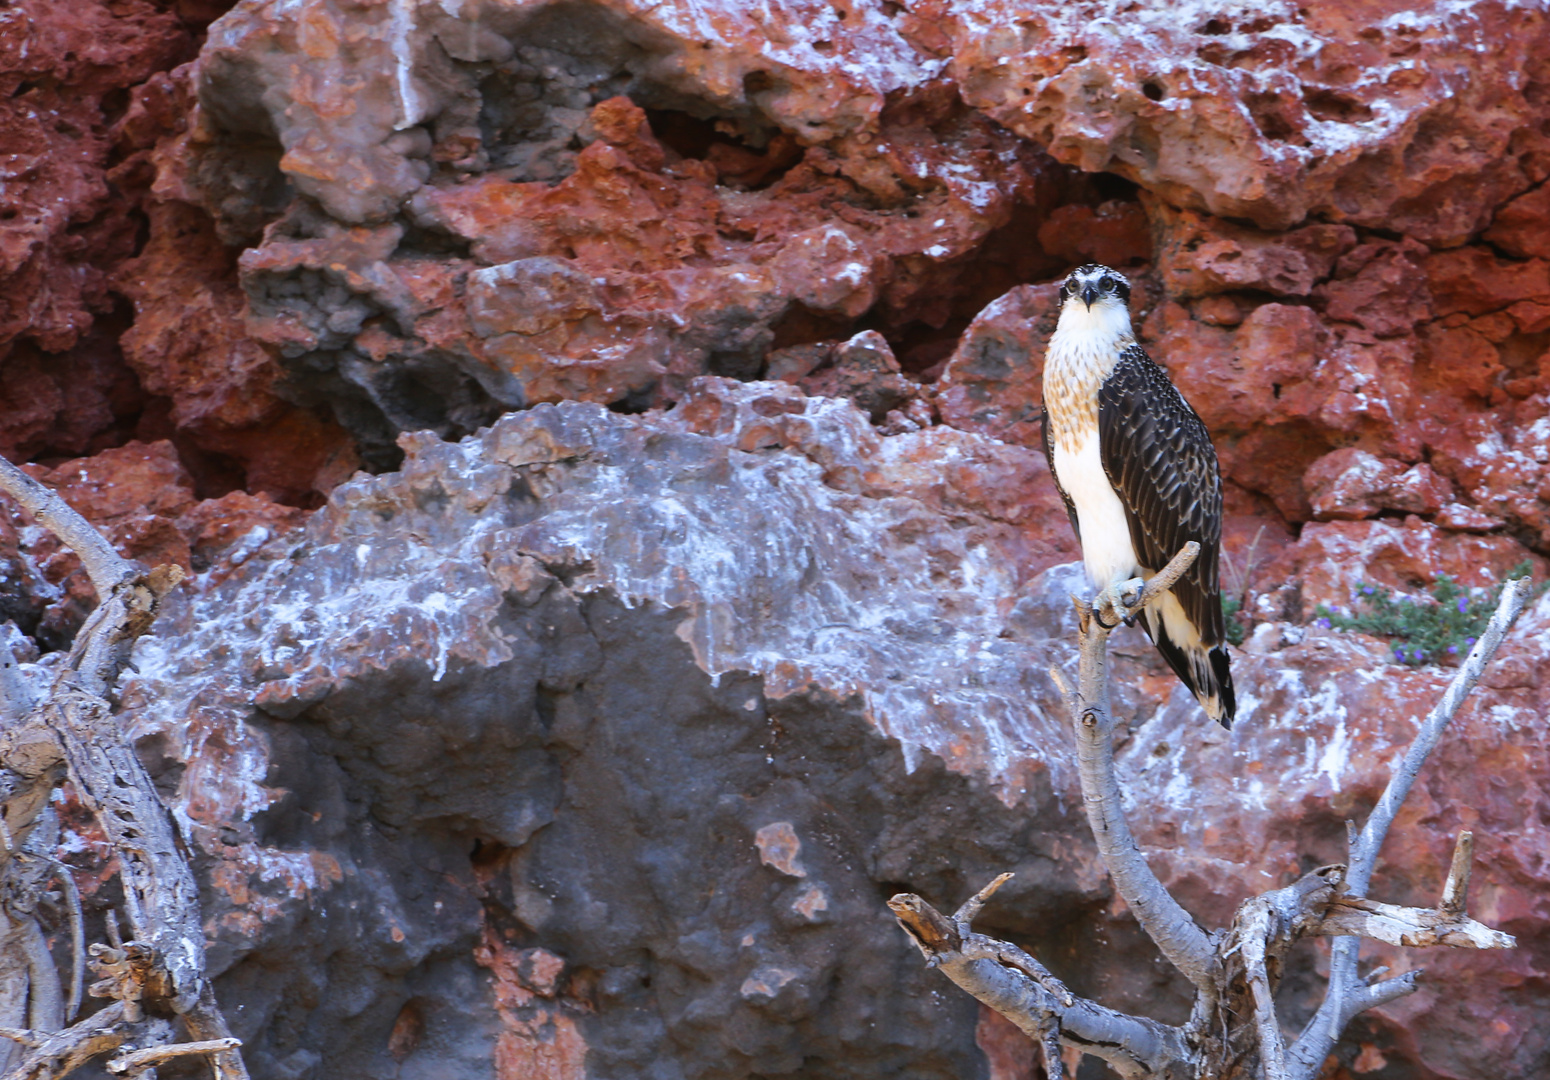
[0,455,248,1080]
[0,1003,168,1080]
[1067,541,1218,996]
[1439,830,1473,915]
[106,1037,241,1078]
[889,891,1189,1079]
[0,458,131,601]
[1287,576,1531,1078]
[1316,894,1513,949]
[894,548,1531,1079]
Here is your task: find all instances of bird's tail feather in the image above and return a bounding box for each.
[1139,608,1237,729]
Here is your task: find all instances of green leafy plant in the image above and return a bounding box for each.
[1221,594,1246,646]
[1313,562,1544,666]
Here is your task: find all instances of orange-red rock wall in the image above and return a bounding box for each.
[3,1,1550,1079]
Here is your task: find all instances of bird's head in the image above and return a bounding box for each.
[1054,264,1134,341]
[1059,264,1131,312]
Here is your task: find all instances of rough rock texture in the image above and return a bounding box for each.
[3,1,1550,1079]
[943,0,1550,240]
[0,0,356,502]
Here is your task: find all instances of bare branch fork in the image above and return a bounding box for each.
[892,543,1531,1079]
[0,455,249,1080]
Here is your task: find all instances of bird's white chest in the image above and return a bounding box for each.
[1053,432,1139,589]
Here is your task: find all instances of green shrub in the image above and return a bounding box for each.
[1221,594,1246,646]
[1312,562,1544,666]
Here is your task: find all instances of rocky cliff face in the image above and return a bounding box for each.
[3,1,1550,1078]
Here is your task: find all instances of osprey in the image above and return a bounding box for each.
[1040,264,1236,727]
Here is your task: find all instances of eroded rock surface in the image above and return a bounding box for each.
[3,0,1550,1078]
[111,383,1110,1079]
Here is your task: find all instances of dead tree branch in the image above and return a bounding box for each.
[1288,577,1531,1078]
[1070,542,1217,995]
[0,1003,171,1080]
[0,458,131,601]
[894,549,1531,1079]
[889,891,1190,1079]
[106,1037,241,1078]
[0,455,249,1080]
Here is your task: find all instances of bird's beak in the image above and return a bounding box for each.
[1081,283,1098,310]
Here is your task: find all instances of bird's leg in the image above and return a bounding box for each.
[1117,577,1146,627]
[1093,584,1124,629]
[1095,577,1148,629]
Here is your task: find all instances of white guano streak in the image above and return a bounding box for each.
[391,0,421,131]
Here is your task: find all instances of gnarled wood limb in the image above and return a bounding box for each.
[897,551,1528,1080]
[54,688,204,1014]
[1439,829,1473,915]
[0,454,249,1080]
[106,1037,241,1078]
[889,891,1190,1079]
[1316,895,1514,949]
[0,1004,170,1080]
[1070,542,1217,996]
[1287,577,1531,1079]
[1310,830,1512,950]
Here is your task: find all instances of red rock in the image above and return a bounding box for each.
[1425,247,1550,320]
[1484,182,1550,260]
[1160,302,1328,431]
[116,201,360,503]
[976,1007,1038,1080]
[932,283,1057,449]
[1191,294,1247,327]
[1385,463,1454,516]
[1417,321,1505,403]
[1435,502,1505,533]
[0,0,191,356]
[1314,239,1433,338]
[37,440,194,524]
[1282,518,1541,614]
[474,928,588,1080]
[1151,200,1354,299]
[1422,407,1550,546]
[776,330,918,423]
[945,0,1550,242]
[1034,199,1151,269]
[223,89,1058,420]
[1304,450,1454,521]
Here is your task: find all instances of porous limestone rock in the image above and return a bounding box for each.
[4,0,1550,1077]
[941,0,1550,241]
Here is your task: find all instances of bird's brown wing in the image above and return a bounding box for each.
[1096,344,1225,645]
[1039,403,1082,543]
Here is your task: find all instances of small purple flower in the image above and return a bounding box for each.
[1316,617,1332,629]
[1362,585,1375,596]
[1448,645,1458,655]
[1414,649,1425,662]
[1457,596,1469,614]
[1466,636,1477,647]
[1394,646,1406,661]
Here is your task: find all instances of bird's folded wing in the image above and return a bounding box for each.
[1097,345,1225,643]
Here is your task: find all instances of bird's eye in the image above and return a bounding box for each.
[1059,282,1071,298]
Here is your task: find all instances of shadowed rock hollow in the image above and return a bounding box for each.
[2,1,1550,1078]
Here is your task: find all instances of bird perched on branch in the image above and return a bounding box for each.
[1040,263,1236,727]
